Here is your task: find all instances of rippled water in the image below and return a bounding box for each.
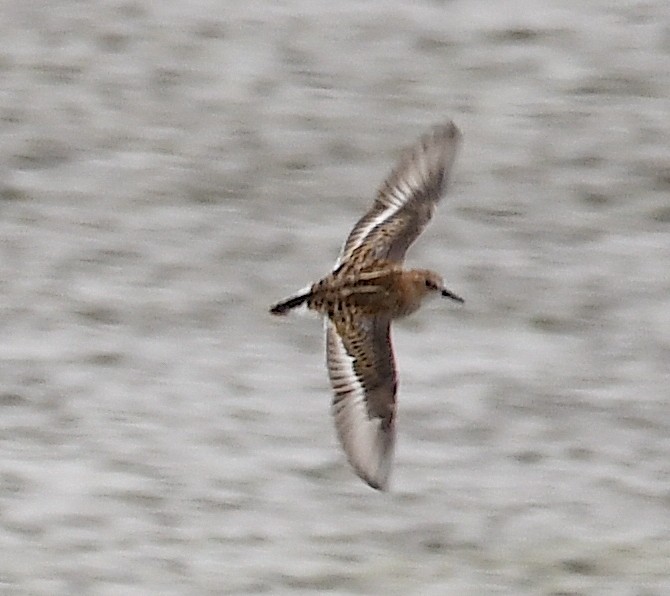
[1,1,669,594]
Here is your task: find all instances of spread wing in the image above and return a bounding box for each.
[335,121,461,268]
[325,314,397,490]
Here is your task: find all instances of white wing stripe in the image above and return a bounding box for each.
[326,320,392,489]
[333,121,460,269]
[333,202,403,268]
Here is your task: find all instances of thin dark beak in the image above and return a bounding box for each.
[441,288,464,304]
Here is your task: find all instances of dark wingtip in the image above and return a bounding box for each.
[367,479,387,491]
[438,119,461,140]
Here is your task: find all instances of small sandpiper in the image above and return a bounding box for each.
[270,121,463,490]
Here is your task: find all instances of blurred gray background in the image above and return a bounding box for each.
[1,1,669,594]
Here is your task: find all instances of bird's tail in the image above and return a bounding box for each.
[269,286,312,315]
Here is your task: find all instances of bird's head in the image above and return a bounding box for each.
[411,269,464,305]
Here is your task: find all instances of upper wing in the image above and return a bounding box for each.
[335,121,461,268]
[325,314,397,490]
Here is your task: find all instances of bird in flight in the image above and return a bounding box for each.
[270,121,464,490]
